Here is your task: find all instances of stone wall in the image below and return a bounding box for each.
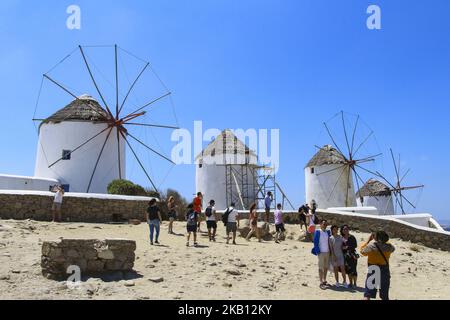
[41,239,136,279]
[0,191,151,223]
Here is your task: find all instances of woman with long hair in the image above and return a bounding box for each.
[246,203,261,242]
[341,225,359,288]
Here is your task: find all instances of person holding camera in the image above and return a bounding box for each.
[361,230,396,300]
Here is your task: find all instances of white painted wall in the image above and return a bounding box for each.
[35,121,126,194]
[196,153,258,210]
[0,174,59,192]
[305,164,356,209]
[0,189,156,202]
[391,214,436,229]
[357,195,395,215]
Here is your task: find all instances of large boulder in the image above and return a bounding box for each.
[238,220,272,241]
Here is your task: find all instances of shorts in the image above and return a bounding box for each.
[187,224,197,233]
[168,211,177,220]
[206,221,217,230]
[52,203,62,211]
[318,252,330,271]
[275,223,285,232]
[226,222,237,233]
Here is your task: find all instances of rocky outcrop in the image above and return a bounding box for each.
[238,220,273,241]
[41,239,136,280]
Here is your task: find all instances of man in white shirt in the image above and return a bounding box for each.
[312,219,331,290]
[225,203,240,245]
[205,200,218,242]
[52,185,65,223]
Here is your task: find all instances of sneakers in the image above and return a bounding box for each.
[155,241,160,245]
[335,282,341,287]
[342,282,349,289]
[150,241,154,246]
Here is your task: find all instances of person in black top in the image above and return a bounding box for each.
[298,204,310,231]
[146,199,162,245]
[341,225,359,288]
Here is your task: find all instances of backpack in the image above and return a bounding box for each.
[222,207,233,226]
[186,211,197,226]
[205,206,213,218]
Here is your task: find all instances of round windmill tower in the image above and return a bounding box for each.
[196,130,258,210]
[33,45,178,194]
[306,112,383,210]
[356,179,394,215]
[305,145,357,209]
[35,95,126,193]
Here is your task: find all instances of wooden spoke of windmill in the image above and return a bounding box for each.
[36,45,179,192]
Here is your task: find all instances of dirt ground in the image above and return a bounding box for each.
[0,219,449,300]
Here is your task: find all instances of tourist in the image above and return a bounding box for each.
[264,191,273,223]
[274,203,286,244]
[167,196,177,235]
[361,230,395,300]
[298,203,309,232]
[51,185,65,223]
[246,203,261,242]
[329,225,348,288]
[146,199,162,246]
[341,225,359,288]
[205,200,218,242]
[224,202,239,245]
[306,208,317,242]
[311,219,331,290]
[193,192,203,233]
[186,203,199,247]
[311,199,318,214]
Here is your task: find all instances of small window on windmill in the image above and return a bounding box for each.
[211,149,216,157]
[311,167,315,174]
[62,150,72,160]
[199,160,203,169]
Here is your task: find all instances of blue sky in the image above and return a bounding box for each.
[0,0,449,220]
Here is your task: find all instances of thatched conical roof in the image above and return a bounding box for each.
[42,95,110,124]
[305,145,346,168]
[356,179,392,197]
[195,129,257,161]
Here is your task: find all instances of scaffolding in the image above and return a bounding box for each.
[224,164,278,210]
